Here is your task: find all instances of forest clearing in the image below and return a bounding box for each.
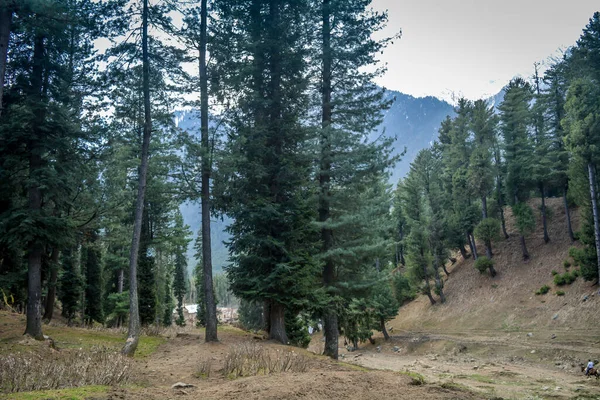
[2,0,600,399]
[2,198,600,399]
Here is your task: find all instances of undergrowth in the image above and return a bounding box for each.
[0,347,131,394]
[222,342,309,378]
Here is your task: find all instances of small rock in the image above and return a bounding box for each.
[393,346,400,353]
[527,332,533,337]
[551,334,557,339]
[171,382,195,389]
[582,295,589,302]
[376,345,381,353]
[531,350,536,354]
[473,365,479,370]
[542,386,549,391]
[555,386,561,391]
[552,314,559,320]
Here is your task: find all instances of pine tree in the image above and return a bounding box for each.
[58,247,82,325]
[499,78,534,260]
[173,216,188,327]
[83,231,103,324]
[563,77,600,281]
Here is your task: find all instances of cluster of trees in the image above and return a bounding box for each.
[392,12,600,308]
[0,0,407,359]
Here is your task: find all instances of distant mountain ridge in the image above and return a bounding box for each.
[174,90,481,273]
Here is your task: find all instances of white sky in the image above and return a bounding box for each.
[371,1,599,102]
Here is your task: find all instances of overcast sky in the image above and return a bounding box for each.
[371,1,598,102]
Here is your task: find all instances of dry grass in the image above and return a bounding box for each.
[222,342,309,378]
[390,198,600,336]
[0,347,131,394]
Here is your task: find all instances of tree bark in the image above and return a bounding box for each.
[540,184,550,243]
[122,0,151,357]
[488,263,497,277]
[468,233,478,260]
[588,163,600,281]
[442,263,451,276]
[499,206,509,239]
[320,0,338,360]
[520,234,530,261]
[0,4,12,117]
[24,33,45,340]
[485,240,493,259]
[42,248,60,322]
[381,317,390,340]
[459,245,469,260]
[481,196,488,219]
[433,263,445,303]
[199,0,217,343]
[564,186,575,243]
[268,301,288,344]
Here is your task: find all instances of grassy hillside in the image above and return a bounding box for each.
[391,197,600,337]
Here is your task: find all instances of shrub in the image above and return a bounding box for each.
[474,257,494,275]
[222,343,309,378]
[563,260,571,269]
[553,271,577,286]
[474,218,501,243]
[556,290,565,296]
[535,285,550,295]
[551,270,558,276]
[0,347,131,394]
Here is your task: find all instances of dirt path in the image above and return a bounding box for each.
[340,331,600,400]
[101,328,484,400]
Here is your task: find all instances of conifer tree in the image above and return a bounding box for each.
[58,247,82,325]
[83,231,103,324]
[499,78,534,260]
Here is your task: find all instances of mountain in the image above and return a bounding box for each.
[174,91,457,273]
[378,90,455,183]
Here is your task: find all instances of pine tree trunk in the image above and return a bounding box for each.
[520,235,530,261]
[199,0,217,343]
[433,264,445,303]
[0,4,12,117]
[320,0,338,360]
[540,184,550,243]
[481,196,488,219]
[588,163,600,281]
[485,239,493,259]
[24,34,46,340]
[468,233,478,260]
[118,268,124,293]
[43,248,60,322]
[488,263,497,277]
[263,299,271,333]
[268,301,288,344]
[442,263,451,276]
[459,245,469,259]
[381,317,390,340]
[564,186,575,243]
[122,0,151,357]
[499,206,509,239]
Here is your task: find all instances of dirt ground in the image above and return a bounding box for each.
[90,328,482,400]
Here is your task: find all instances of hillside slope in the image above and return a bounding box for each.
[391,197,600,336]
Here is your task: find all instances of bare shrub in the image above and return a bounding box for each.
[0,347,131,393]
[222,342,309,378]
[196,359,212,378]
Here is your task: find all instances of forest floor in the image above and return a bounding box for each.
[2,198,600,399]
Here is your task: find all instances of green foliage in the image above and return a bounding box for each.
[83,233,104,324]
[512,203,536,236]
[535,285,550,295]
[474,256,495,275]
[563,260,571,269]
[556,290,565,296]
[238,300,263,331]
[105,291,129,327]
[474,218,501,243]
[553,271,578,286]
[58,248,82,324]
[551,270,558,276]
[284,311,311,348]
[392,272,415,305]
[138,248,156,326]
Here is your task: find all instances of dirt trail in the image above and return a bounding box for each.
[102,329,484,400]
